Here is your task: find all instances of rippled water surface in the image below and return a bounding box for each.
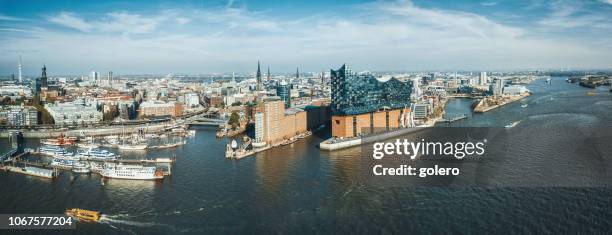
[1,77,612,234]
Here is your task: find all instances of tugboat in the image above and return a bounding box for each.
[65,208,101,222]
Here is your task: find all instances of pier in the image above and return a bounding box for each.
[0,165,58,179]
[226,131,312,160]
[436,114,468,123]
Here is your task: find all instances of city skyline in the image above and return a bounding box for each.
[1,0,612,75]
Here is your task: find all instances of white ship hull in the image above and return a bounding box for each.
[100,163,163,180]
[118,144,148,150]
[100,174,163,180]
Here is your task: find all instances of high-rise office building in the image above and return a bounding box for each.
[276,80,291,108]
[479,72,487,85]
[490,78,505,96]
[91,71,98,82]
[108,71,113,83]
[17,56,22,84]
[267,67,271,81]
[32,78,41,95]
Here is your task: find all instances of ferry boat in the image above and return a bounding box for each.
[51,158,76,168]
[100,163,164,180]
[520,104,528,108]
[118,144,148,150]
[53,151,79,161]
[39,146,78,159]
[38,145,64,156]
[76,142,101,149]
[65,208,100,222]
[72,162,90,174]
[89,162,104,173]
[76,148,117,160]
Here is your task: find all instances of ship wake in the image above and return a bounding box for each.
[99,214,165,228]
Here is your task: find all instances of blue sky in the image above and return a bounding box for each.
[1,0,611,75]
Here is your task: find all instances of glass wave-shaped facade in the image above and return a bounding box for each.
[330,64,412,115]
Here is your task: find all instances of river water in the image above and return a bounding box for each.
[1,77,611,234]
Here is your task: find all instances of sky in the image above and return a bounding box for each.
[0,0,611,75]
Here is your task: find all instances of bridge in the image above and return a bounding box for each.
[1,149,18,163]
[185,112,227,126]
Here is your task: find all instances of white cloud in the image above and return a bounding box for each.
[0,14,23,21]
[97,12,162,34]
[538,1,612,30]
[47,12,165,34]
[481,1,498,6]
[176,17,191,25]
[200,8,283,32]
[47,12,93,32]
[3,0,612,74]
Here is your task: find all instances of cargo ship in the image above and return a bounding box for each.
[100,163,164,180]
[65,208,100,222]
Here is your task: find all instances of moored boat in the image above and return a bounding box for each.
[72,162,91,174]
[118,144,148,150]
[100,163,163,180]
[38,145,63,156]
[76,148,117,160]
[51,158,76,168]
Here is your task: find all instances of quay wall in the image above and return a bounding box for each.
[320,127,427,151]
[0,123,175,138]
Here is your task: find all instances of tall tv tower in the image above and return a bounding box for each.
[18,55,22,84]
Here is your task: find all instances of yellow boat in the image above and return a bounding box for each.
[65,208,101,222]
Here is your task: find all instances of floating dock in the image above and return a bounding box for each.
[1,166,58,179]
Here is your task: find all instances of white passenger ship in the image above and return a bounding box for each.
[100,163,164,180]
[76,148,117,160]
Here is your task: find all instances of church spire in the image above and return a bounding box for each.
[256,61,262,91]
[41,64,48,87]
